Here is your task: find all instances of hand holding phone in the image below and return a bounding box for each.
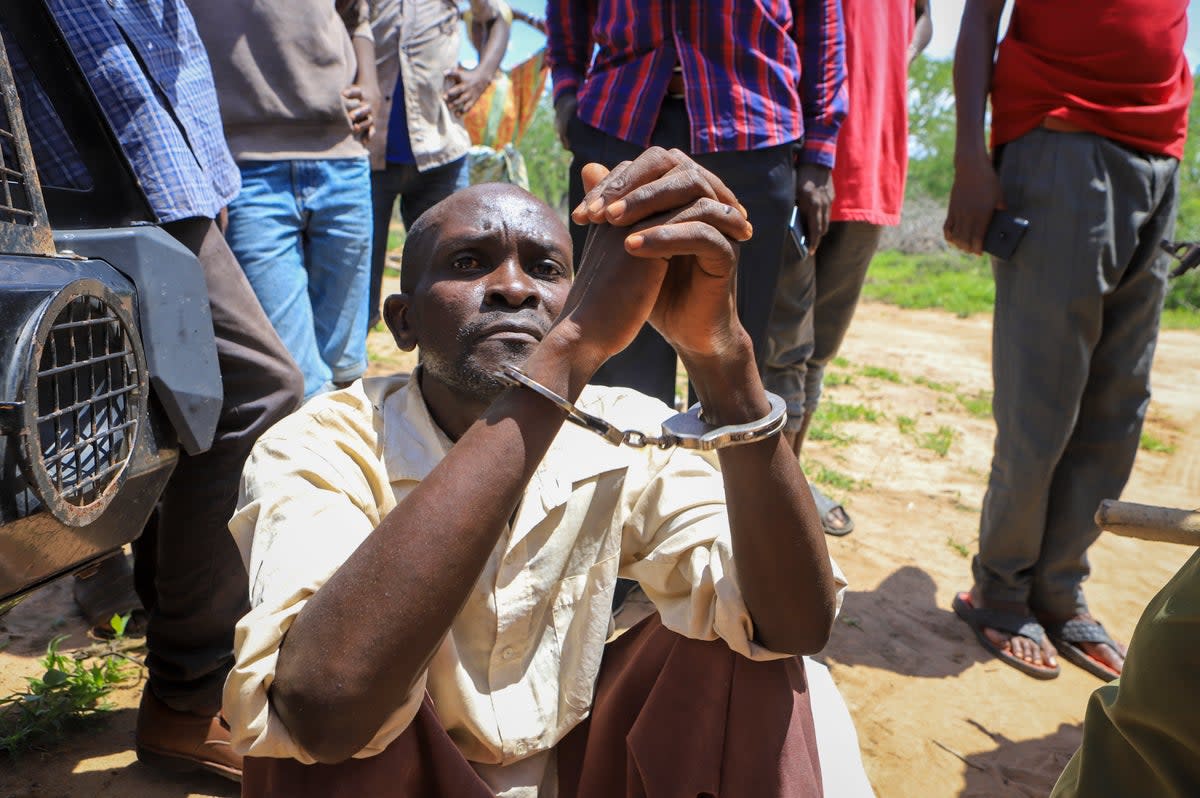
[983,210,1029,260]
[789,206,809,261]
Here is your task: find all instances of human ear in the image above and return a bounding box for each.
[383,293,417,351]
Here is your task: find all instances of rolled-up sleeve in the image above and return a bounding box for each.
[618,449,847,661]
[223,432,424,762]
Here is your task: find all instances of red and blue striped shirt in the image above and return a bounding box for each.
[547,0,847,166]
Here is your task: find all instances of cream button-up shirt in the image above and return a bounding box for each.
[224,374,846,797]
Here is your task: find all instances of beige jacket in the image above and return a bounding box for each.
[368,0,500,171]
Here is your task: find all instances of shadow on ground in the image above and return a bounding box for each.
[956,720,1080,797]
[822,565,988,678]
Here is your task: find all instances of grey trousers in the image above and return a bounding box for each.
[763,221,884,429]
[974,128,1178,619]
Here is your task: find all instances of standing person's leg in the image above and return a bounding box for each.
[369,165,406,330]
[806,221,885,415]
[396,155,469,230]
[763,230,817,442]
[1031,149,1177,679]
[797,222,885,536]
[960,130,1134,676]
[567,114,678,406]
[300,157,373,388]
[135,217,303,778]
[226,160,332,399]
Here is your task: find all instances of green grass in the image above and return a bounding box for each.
[386,222,406,255]
[824,371,854,387]
[863,250,995,317]
[917,425,957,457]
[860,365,903,383]
[897,415,917,435]
[811,464,860,492]
[913,374,956,394]
[807,416,855,446]
[946,537,971,558]
[957,390,993,419]
[864,249,1200,328]
[832,356,851,368]
[1140,432,1177,454]
[818,401,881,424]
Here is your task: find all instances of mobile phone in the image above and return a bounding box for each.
[983,210,1029,260]
[789,206,809,261]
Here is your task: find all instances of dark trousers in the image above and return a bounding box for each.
[567,100,797,406]
[242,614,823,797]
[133,218,303,714]
[764,221,884,428]
[975,129,1178,618]
[369,157,468,325]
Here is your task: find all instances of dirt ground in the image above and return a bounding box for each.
[1,297,1197,798]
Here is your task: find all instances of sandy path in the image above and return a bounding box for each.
[1,300,1196,798]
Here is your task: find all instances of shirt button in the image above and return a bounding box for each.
[502,646,516,660]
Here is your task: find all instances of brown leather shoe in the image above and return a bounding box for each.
[135,688,243,782]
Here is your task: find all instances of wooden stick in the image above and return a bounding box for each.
[1095,499,1200,546]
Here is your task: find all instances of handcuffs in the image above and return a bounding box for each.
[495,365,786,451]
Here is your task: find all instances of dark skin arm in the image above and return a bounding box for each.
[909,0,933,65]
[943,0,1007,254]
[270,151,774,763]
[445,12,511,117]
[573,149,838,654]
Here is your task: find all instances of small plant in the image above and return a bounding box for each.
[897,415,917,435]
[812,464,860,492]
[808,416,855,446]
[917,425,957,457]
[0,615,136,756]
[859,365,903,383]
[913,374,956,394]
[832,356,851,369]
[957,390,993,419]
[824,371,854,387]
[819,401,881,424]
[1140,432,1176,454]
[946,537,971,558]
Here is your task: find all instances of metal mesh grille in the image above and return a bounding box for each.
[0,96,34,227]
[34,296,139,510]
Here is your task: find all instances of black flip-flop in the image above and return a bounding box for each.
[953,592,1060,679]
[811,485,855,537]
[1042,617,1122,682]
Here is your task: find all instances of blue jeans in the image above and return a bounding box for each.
[227,158,372,399]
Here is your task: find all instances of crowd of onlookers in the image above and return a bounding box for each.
[5,0,1198,795]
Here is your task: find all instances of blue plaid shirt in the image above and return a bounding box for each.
[38,0,240,223]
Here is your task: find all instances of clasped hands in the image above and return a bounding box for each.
[554,147,754,370]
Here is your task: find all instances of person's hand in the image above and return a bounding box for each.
[554,92,578,150]
[342,84,377,143]
[795,163,833,253]
[567,148,753,359]
[444,65,491,117]
[944,152,1003,255]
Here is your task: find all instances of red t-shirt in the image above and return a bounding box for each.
[830,0,914,226]
[991,0,1192,159]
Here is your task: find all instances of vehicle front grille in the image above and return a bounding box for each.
[32,295,140,515]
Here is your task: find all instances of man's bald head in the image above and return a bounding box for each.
[399,183,570,293]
